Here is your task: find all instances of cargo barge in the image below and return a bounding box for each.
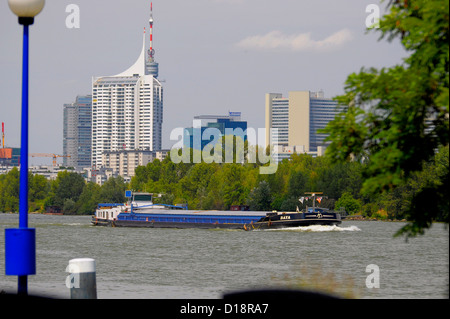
[92,192,341,231]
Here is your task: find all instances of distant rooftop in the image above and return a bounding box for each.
[194,112,242,121]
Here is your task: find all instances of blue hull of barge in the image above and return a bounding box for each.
[119,212,264,225]
[93,210,341,230]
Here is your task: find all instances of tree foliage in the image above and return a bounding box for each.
[335,192,362,215]
[99,176,126,204]
[247,180,272,211]
[129,153,365,213]
[52,171,85,207]
[0,170,125,215]
[322,0,449,237]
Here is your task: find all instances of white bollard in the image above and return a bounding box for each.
[67,258,97,299]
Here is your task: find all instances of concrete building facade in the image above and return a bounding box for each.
[265,90,340,161]
[101,149,168,181]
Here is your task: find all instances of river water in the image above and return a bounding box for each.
[0,213,448,299]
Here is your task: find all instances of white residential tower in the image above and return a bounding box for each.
[91,4,163,169]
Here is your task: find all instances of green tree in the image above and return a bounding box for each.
[76,182,101,215]
[247,180,272,211]
[335,192,362,216]
[201,171,225,210]
[316,161,362,200]
[179,162,218,209]
[52,171,86,208]
[29,173,49,203]
[279,196,301,212]
[63,198,77,215]
[396,145,449,235]
[130,165,148,191]
[29,173,50,212]
[0,167,19,212]
[322,0,449,236]
[0,169,50,213]
[99,176,126,203]
[220,164,248,209]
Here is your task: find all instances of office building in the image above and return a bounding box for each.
[84,166,114,186]
[0,147,20,167]
[183,112,247,151]
[265,90,341,160]
[63,95,92,168]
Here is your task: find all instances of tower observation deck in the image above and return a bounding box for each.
[146,2,159,78]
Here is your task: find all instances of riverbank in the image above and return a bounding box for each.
[344,214,407,222]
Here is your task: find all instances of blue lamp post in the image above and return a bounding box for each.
[5,0,45,296]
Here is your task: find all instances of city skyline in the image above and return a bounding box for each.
[0,0,408,165]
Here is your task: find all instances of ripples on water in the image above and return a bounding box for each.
[0,213,448,299]
[262,225,362,232]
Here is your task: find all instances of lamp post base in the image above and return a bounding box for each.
[5,228,36,276]
[5,228,36,295]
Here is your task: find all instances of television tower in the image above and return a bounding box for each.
[146,2,159,78]
[149,2,154,61]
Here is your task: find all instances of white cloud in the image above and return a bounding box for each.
[235,28,353,52]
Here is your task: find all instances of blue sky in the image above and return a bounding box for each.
[0,0,407,165]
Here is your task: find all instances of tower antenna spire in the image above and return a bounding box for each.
[145,1,159,77]
[148,2,154,61]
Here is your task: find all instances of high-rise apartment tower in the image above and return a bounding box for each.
[91,3,163,168]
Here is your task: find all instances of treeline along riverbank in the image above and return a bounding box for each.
[1,146,447,227]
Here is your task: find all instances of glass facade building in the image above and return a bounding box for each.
[309,95,340,152]
[63,95,92,168]
[183,114,247,151]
